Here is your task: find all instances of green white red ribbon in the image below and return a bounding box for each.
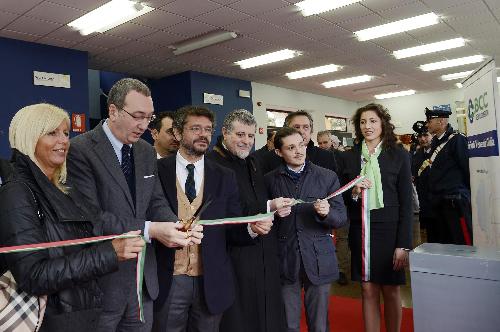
[198,212,275,226]
[292,175,365,204]
[0,234,147,322]
[361,188,370,281]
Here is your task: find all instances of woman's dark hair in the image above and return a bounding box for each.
[274,127,301,150]
[352,103,397,149]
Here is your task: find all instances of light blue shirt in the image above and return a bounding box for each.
[102,119,152,242]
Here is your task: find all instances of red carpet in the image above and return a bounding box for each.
[300,296,414,332]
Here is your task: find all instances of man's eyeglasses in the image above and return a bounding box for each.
[120,108,156,123]
[186,126,213,135]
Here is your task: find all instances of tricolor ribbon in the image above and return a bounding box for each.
[198,212,275,226]
[292,175,365,204]
[0,234,147,322]
[361,188,370,281]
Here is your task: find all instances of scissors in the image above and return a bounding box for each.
[181,198,212,231]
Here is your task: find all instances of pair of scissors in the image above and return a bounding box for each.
[181,198,212,231]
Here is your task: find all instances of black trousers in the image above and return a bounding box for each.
[431,197,473,245]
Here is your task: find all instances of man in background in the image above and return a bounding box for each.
[425,107,472,245]
[149,111,179,159]
[0,158,12,186]
[259,111,338,174]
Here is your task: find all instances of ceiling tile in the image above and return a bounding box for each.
[282,16,334,34]
[5,16,62,36]
[105,23,157,40]
[167,19,217,38]
[300,23,352,40]
[44,26,91,43]
[195,7,250,26]
[159,0,221,18]
[376,1,430,21]
[225,17,279,35]
[141,0,177,9]
[318,3,372,25]
[131,8,187,29]
[223,36,275,54]
[337,14,385,31]
[257,5,303,24]
[362,0,416,12]
[0,10,18,28]
[36,36,77,48]
[139,30,184,46]
[50,0,108,11]
[228,0,288,15]
[0,28,40,42]
[25,1,84,24]
[76,34,132,49]
[0,0,43,15]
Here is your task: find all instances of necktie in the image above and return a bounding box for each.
[121,144,135,197]
[185,164,196,203]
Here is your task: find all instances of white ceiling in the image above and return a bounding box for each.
[1,0,499,101]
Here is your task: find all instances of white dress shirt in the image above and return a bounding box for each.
[175,151,204,195]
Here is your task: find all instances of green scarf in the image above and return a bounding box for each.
[360,140,384,210]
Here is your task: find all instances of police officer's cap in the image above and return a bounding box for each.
[412,121,428,136]
[425,107,452,119]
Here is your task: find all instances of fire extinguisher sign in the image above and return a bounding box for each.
[72,113,86,133]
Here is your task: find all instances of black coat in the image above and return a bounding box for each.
[265,162,347,285]
[428,125,470,199]
[155,155,254,316]
[0,150,118,331]
[0,158,12,184]
[207,138,285,332]
[412,147,433,218]
[256,140,338,175]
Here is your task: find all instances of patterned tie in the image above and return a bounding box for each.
[121,144,134,196]
[185,164,196,203]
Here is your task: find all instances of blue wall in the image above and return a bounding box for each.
[0,37,88,159]
[150,71,192,113]
[189,71,253,139]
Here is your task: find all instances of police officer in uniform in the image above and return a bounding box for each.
[411,121,436,242]
[425,107,472,245]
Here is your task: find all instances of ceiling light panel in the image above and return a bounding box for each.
[393,38,466,59]
[171,31,237,55]
[374,90,416,99]
[235,49,301,69]
[441,70,473,81]
[355,13,440,41]
[286,64,341,79]
[420,55,484,71]
[296,0,362,16]
[322,75,372,88]
[68,0,154,36]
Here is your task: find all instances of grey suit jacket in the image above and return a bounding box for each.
[66,121,176,300]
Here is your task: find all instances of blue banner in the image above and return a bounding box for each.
[468,130,499,157]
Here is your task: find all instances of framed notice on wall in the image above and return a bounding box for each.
[325,115,347,132]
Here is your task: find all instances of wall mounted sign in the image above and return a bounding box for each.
[203,93,223,105]
[72,113,86,133]
[33,71,71,88]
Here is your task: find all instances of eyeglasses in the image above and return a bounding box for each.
[120,108,156,123]
[186,126,213,135]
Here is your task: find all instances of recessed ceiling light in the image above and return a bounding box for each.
[296,0,361,16]
[420,55,485,71]
[374,90,416,99]
[355,13,439,41]
[235,49,301,69]
[497,77,500,83]
[456,83,463,88]
[441,70,473,81]
[68,0,154,36]
[393,38,466,59]
[286,64,341,79]
[322,75,373,88]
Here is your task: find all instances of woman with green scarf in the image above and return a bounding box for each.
[337,103,412,332]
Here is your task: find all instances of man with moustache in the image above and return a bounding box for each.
[208,109,292,332]
[149,111,179,159]
[265,127,347,332]
[258,111,338,174]
[153,106,274,332]
[67,78,201,331]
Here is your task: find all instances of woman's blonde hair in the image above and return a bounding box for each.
[9,103,70,191]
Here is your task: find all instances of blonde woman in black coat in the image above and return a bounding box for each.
[0,104,144,331]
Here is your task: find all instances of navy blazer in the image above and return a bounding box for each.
[265,162,347,286]
[155,155,254,314]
